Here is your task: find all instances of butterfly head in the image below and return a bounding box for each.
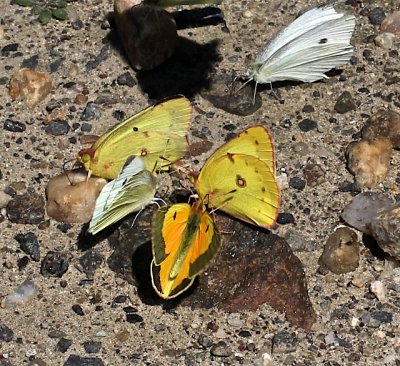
[77,148,95,170]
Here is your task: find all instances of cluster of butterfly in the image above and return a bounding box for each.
[75,2,356,298]
[77,96,280,298]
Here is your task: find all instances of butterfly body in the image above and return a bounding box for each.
[78,96,192,179]
[151,200,221,299]
[246,5,356,85]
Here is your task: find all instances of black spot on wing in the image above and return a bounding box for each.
[319,38,328,44]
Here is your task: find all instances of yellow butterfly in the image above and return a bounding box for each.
[194,125,280,228]
[77,96,192,180]
[151,199,220,299]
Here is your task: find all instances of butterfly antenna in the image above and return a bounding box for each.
[130,208,145,228]
[252,80,259,105]
[62,159,75,185]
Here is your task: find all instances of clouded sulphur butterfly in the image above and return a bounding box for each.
[151,199,220,299]
[77,96,192,179]
[194,125,280,228]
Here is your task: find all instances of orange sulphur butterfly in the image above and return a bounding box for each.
[194,125,280,228]
[151,199,220,299]
[77,96,192,180]
[89,156,157,235]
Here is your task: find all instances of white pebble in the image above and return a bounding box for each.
[242,10,253,18]
[25,348,36,357]
[370,280,387,301]
[374,32,395,49]
[351,317,360,327]
[324,332,336,345]
[261,352,273,366]
[3,280,39,308]
[227,313,243,327]
[215,327,227,339]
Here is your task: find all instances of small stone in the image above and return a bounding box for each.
[3,280,39,308]
[116,72,136,87]
[242,10,253,18]
[81,123,92,132]
[368,7,386,25]
[21,55,39,70]
[83,341,102,354]
[85,44,110,72]
[302,104,315,113]
[334,91,356,114]
[14,232,40,261]
[319,227,359,274]
[72,304,84,316]
[210,341,232,357]
[56,223,71,233]
[298,119,317,132]
[63,355,105,366]
[8,68,52,108]
[370,310,393,324]
[0,324,13,342]
[289,177,306,190]
[56,338,72,353]
[272,331,298,354]
[78,250,104,277]
[277,212,295,225]
[381,11,400,34]
[81,102,102,121]
[48,329,66,338]
[370,280,387,301]
[112,110,125,121]
[346,138,392,188]
[6,192,45,224]
[4,119,26,132]
[126,313,143,324]
[375,32,395,49]
[17,256,30,270]
[303,164,325,187]
[41,251,69,277]
[45,120,70,136]
[227,313,243,327]
[113,295,127,304]
[1,42,19,56]
[198,334,213,348]
[341,192,394,234]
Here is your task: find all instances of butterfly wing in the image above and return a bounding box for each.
[151,201,220,299]
[89,166,157,234]
[196,153,280,228]
[201,126,276,174]
[78,96,192,179]
[248,5,355,84]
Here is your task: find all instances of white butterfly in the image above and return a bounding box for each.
[246,4,356,92]
[89,156,158,235]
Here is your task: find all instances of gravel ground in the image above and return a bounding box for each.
[1,0,400,365]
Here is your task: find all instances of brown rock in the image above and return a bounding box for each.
[369,203,400,260]
[318,227,359,274]
[8,68,52,108]
[182,216,316,331]
[114,0,178,70]
[6,192,45,224]
[381,11,400,34]
[46,169,107,223]
[346,138,392,188]
[303,164,325,187]
[362,109,400,148]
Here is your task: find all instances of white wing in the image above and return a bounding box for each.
[248,4,356,84]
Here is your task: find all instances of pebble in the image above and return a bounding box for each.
[364,311,393,328]
[3,280,39,308]
[242,10,253,18]
[319,227,359,274]
[210,341,232,357]
[334,91,356,113]
[8,68,52,108]
[56,223,72,233]
[272,332,298,354]
[80,123,92,132]
[261,352,273,366]
[289,177,306,190]
[375,32,395,49]
[277,212,295,225]
[63,355,105,366]
[48,329,66,338]
[72,304,85,316]
[370,280,387,301]
[298,119,317,132]
[227,313,243,327]
[21,55,39,69]
[45,120,70,136]
[6,192,45,224]
[381,11,400,33]
[0,324,14,342]
[3,119,26,132]
[126,314,144,324]
[113,295,127,304]
[112,110,125,121]
[83,341,102,354]
[78,249,104,277]
[41,251,69,277]
[85,44,110,72]
[116,72,136,87]
[368,7,386,25]
[198,334,213,348]
[81,102,102,121]
[14,232,40,261]
[303,164,325,187]
[292,142,309,155]
[341,192,394,234]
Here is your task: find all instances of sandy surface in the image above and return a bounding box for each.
[1,0,400,365]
